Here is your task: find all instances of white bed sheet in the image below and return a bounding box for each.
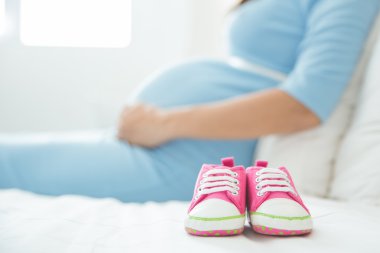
[0,189,379,253]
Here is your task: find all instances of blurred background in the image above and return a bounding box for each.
[0,0,235,132]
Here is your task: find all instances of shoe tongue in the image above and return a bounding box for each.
[255,160,268,168]
[221,157,234,167]
[202,158,236,202]
[265,166,296,201]
[201,169,235,202]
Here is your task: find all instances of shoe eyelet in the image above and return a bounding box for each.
[233,172,238,177]
[257,191,264,197]
[199,180,205,185]
[234,186,240,191]
[194,195,199,200]
[202,174,208,178]
[234,180,239,185]
[197,187,202,192]
[255,171,261,176]
[255,185,261,190]
[255,177,261,183]
[231,191,238,195]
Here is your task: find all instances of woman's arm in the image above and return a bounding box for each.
[169,89,319,139]
[117,89,319,147]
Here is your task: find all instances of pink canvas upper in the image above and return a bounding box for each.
[246,160,310,214]
[188,157,246,215]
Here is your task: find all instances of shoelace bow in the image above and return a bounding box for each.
[195,168,239,199]
[255,168,296,196]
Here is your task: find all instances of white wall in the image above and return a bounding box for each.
[0,0,235,132]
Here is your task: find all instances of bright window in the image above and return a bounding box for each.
[20,0,131,48]
[0,0,5,35]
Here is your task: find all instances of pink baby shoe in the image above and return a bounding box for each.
[185,157,246,236]
[246,160,312,236]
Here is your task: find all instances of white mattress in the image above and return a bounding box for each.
[0,190,379,253]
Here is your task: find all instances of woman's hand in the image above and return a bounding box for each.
[117,104,176,148]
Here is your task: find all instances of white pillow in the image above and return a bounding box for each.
[329,17,380,206]
[254,15,380,198]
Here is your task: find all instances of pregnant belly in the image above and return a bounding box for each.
[132,58,277,108]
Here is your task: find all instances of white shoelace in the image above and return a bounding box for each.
[255,168,296,196]
[195,168,239,199]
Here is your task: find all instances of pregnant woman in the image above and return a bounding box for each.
[1,0,379,202]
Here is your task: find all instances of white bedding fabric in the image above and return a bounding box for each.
[1,189,379,253]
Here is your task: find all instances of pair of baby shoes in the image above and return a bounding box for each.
[184,157,312,236]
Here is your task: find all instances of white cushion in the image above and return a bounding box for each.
[329,16,380,206]
[254,15,380,198]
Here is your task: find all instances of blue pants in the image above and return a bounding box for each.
[0,59,276,202]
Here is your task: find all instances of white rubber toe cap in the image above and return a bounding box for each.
[189,198,240,218]
[251,198,312,231]
[186,199,245,231]
[256,198,309,217]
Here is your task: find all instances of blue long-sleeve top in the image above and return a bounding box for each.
[227,0,380,121]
